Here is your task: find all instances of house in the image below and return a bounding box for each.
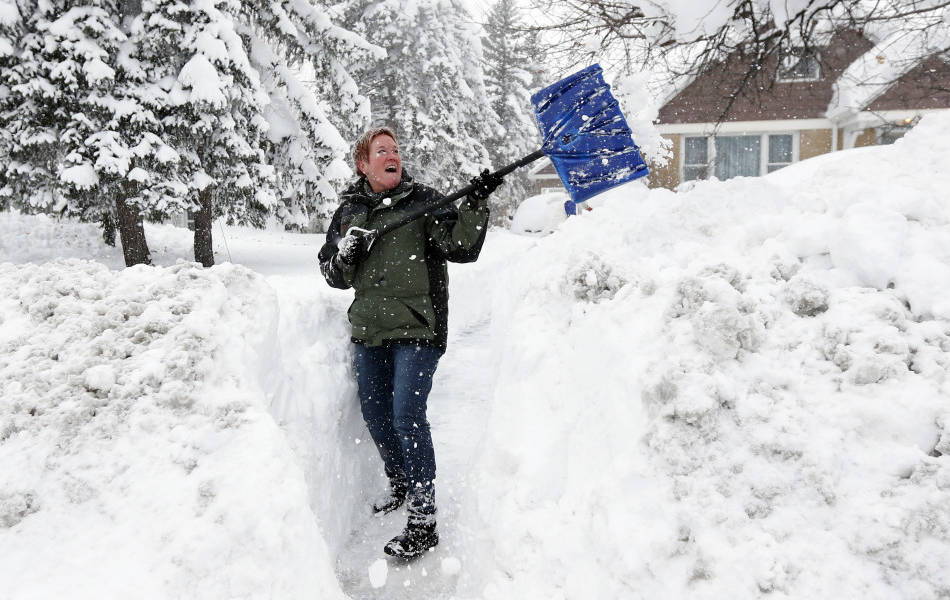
[649,29,950,189]
[526,159,564,196]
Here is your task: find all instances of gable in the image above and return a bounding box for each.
[868,55,950,111]
[828,29,950,120]
[527,158,558,179]
[657,30,873,124]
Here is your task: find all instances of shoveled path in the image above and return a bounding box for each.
[333,320,496,599]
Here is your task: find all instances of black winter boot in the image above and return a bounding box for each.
[372,477,407,515]
[383,522,439,559]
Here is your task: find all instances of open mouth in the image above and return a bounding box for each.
[385,166,398,173]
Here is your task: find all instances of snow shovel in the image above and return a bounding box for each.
[347,64,649,247]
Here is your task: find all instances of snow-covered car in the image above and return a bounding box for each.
[510,192,569,235]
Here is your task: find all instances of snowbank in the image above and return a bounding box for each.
[457,112,950,598]
[0,212,124,267]
[0,259,347,599]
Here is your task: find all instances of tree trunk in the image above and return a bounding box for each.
[115,196,151,266]
[101,211,116,247]
[194,187,214,267]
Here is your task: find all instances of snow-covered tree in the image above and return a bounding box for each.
[237,0,383,229]
[123,0,379,264]
[134,0,271,266]
[482,0,542,223]
[2,0,59,215]
[4,0,378,265]
[342,0,499,191]
[2,0,159,264]
[0,0,25,211]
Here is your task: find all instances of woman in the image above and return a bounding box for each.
[318,126,502,558]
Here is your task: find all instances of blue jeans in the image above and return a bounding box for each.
[353,342,441,525]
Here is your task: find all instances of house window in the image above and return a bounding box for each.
[767,134,793,172]
[681,133,798,182]
[877,125,910,145]
[714,136,761,179]
[777,47,820,82]
[683,136,709,181]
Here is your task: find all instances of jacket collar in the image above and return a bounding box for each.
[342,170,415,209]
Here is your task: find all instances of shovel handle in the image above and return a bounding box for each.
[373,149,547,238]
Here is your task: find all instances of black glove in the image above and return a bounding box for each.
[468,168,504,201]
[336,232,368,266]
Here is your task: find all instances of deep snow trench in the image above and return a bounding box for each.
[260,234,528,598]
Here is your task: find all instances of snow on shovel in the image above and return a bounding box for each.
[347,64,649,246]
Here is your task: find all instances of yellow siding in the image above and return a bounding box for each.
[649,135,680,190]
[853,128,877,148]
[799,129,832,161]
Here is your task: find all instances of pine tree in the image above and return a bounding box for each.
[4,0,376,264]
[482,0,541,223]
[0,0,23,211]
[343,0,498,191]
[236,0,383,230]
[134,0,271,266]
[3,0,60,215]
[2,0,157,263]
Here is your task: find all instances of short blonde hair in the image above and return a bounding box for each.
[353,126,398,176]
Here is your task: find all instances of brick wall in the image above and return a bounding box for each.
[869,56,950,111]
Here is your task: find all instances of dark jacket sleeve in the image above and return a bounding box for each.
[318,204,352,290]
[424,190,490,264]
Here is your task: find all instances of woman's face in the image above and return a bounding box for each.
[358,134,402,193]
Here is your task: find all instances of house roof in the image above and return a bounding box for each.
[829,29,950,120]
[527,158,558,179]
[656,28,949,126]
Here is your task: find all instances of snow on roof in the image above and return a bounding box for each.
[526,157,558,178]
[827,29,944,121]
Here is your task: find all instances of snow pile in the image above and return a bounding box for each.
[510,192,568,235]
[0,259,346,599]
[0,212,123,267]
[460,112,950,598]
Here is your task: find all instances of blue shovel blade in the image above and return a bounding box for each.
[531,64,649,203]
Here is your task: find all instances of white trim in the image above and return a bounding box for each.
[659,108,950,136]
[766,133,799,172]
[777,73,821,84]
[658,118,831,135]
[837,107,949,128]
